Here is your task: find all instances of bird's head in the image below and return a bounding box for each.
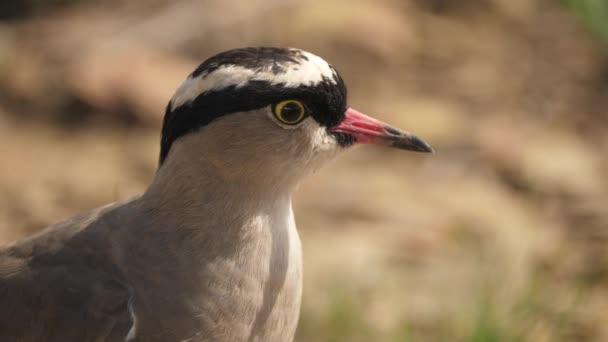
[159,47,432,189]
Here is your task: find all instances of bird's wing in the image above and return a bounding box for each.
[0,205,135,342]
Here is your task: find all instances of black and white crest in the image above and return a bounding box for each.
[159,47,348,165]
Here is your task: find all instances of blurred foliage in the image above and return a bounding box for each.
[295,258,591,342]
[561,0,608,44]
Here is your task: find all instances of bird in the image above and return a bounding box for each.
[0,47,433,342]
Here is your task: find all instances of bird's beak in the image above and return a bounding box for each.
[331,107,434,153]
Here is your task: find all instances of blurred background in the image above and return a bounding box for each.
[0,0,607,341]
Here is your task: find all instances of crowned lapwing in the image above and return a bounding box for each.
[0,47,432,342]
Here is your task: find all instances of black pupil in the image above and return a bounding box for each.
[280,102,303,123]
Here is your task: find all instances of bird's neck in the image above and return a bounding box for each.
[140,151,295,230]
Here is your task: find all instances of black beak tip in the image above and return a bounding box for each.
[393,135,434,153]
[414,136,435,154]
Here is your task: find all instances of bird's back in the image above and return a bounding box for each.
[0,204,134,342]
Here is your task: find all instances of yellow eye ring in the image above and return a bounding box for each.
[273,100,306,125]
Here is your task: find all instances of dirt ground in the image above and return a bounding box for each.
[1,0,607,341]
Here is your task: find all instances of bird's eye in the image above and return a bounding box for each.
[273,100,306,125]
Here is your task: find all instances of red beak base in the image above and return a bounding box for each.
[330,107,434,153]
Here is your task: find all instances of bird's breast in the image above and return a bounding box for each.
[193,204,303,341]
[125,198,303,342]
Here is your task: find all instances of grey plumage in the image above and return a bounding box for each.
[0,204,133,341]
